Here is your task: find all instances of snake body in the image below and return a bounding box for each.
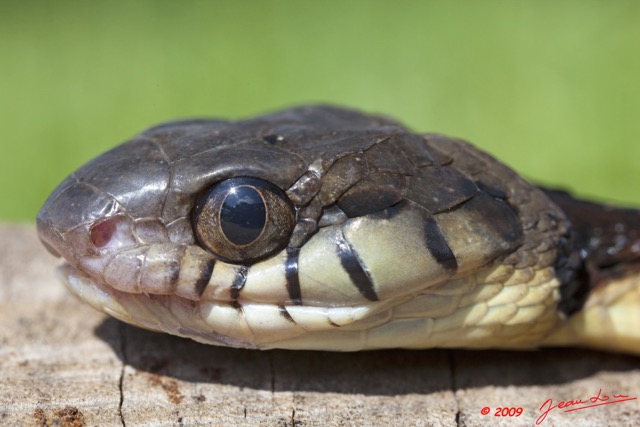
[37,106,640,353]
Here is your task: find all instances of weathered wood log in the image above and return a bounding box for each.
[1,225,639,426]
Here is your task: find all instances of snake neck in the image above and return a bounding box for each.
[544,188,640,306]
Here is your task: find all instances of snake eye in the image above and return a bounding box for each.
[192,177,296,263]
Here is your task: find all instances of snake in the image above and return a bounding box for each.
[36,105,640,353]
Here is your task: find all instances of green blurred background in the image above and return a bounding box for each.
[2,0,639,222]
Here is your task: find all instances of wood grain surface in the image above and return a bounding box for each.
[1,224,639,426]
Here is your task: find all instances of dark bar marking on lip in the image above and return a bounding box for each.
[278,305,296,323]
[285,247,303,305]
[167,261,181,290]
[164,246,186,292]
[423,215,458,272]
[336,231,379,301]
[193,257,215,298]
[230,265,249,310]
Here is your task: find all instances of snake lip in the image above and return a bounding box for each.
[56,261,262,349]
[56,262,125,318]
[57,263,171,333]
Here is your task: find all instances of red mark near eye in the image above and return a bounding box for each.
[90,218,117,248]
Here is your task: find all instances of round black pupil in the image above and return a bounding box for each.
[220,186,266,245]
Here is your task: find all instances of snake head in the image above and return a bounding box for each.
[37,106,559,350]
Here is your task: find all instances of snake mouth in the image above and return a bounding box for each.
[57,262,260,348]
[56,260,399,350]
[57,262,181,334]
[57,263,135,323]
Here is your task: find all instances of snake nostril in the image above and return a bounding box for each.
[90,218,117,248]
